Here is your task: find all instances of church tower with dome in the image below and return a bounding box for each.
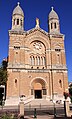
[48,7,60,34]
[5,3,68,106]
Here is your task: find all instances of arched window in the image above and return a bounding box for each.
[43,57,45,65]
[32,56,35,65]
[15,79,17,83]
[57,53,60,64]
[13,19,15,25]
[36,56,38,65]
[59,80,62,88]
[15,51,18,63]
[54,23,56,28]
[30,56,35,65]
[41,57,43,65]
[20,19,22,26]
[55,49,61,52]
[51,23,53,29]
[30,56,32,65]
[15,79,17,87]
[44,57,46,65]
[17,19,19,25]
[38,56,40,65]
[55,47,61,64]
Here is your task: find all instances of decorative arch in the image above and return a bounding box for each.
[30,77,47,98]
[30,40,46,49]
[30,77,47,88]
[26,36,50,50]
[55,44,61,49]
[29,40,47,67]
[13,42,21,47]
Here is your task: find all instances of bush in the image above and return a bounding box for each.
[1,113,15,119]
[2,114,11,119]
[0,100,2,105]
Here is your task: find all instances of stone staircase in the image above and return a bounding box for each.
[4,96,54,109]
[25,99,53,107]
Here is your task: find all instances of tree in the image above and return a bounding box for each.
[69,85,72,96]
[0,68,8,85]
[0,59,8,104]
[0,59,8,85]
[69,84,72,103]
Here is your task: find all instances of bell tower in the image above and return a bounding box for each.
[48,7,60,34]
[12,2,24,31]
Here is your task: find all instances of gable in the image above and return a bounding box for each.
[25,28,50,49]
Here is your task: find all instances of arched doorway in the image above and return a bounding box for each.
[31,78,47,99]
[34,83,42,98]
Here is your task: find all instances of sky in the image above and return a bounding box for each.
[0,0,72,82]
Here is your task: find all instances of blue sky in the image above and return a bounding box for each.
[0,0,72,82]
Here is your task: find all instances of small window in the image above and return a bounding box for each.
[31,89,33,95]
[32,56,35,65]
[51,23,52,29]
[57,53,60,64]
[37,67,39,69]
[16,52,18,54]
[43,89,47,95]
[42,57,46,66]
[31,66,33,69]
[20,19,22,26]
[54,23,56,28]
[15,79,17,87]
[14,46,20,49]
[38,56,40,65]
[59,80,62,88]
[30,56,35,65]
[15,79,17,83]
[17,19,19,25]
[13,19,15,25]
[55,49,61,52]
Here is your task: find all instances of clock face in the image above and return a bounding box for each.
[33,42,42,50]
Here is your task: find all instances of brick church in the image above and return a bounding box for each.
[5,3,68,105]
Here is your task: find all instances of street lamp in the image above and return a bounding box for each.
[2,95,5,110]
[53,100,56,118]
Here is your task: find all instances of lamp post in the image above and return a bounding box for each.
[64,99,67,117]
[53,100,56,118]
[64,89,69,118]
[34,108,37,118]
[2,96,5,110]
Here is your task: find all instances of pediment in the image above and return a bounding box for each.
[26,27,48,38]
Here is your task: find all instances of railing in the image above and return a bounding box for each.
[20,96,34,104]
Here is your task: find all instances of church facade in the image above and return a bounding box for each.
[5,3,68,105]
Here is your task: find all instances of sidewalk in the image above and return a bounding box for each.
[24,115,54,119]
[24,115,71,119]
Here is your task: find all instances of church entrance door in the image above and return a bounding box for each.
[31,78,46,99]
[33,82,42,99]
[35,90,42,99]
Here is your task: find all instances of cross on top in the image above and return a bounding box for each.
[17,2,20,6]
[51,7,54,11]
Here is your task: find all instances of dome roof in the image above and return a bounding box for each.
[48,7,59,20]
[13,2,24,16]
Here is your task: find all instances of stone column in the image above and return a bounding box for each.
[65,100,70,117]
[19,101,24,117]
